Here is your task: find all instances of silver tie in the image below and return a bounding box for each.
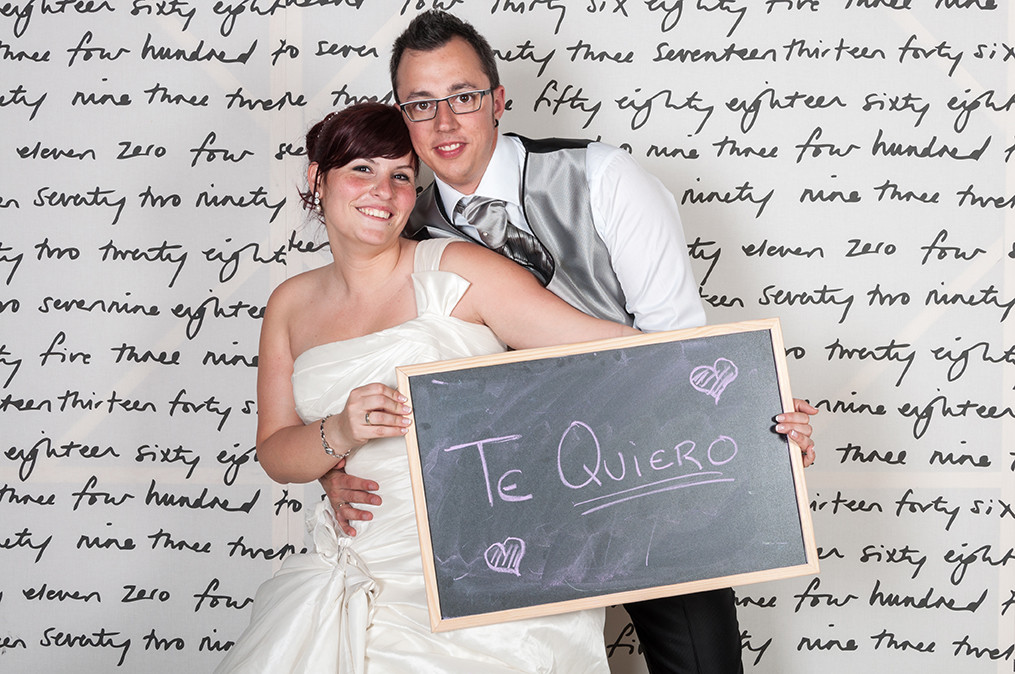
[455,197,554,285]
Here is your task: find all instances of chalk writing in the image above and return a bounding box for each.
[484,537,526,576]
[689,357,738,403]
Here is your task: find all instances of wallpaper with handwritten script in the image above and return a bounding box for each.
[1,1,1012,672]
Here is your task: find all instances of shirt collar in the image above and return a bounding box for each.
[434,134,524,217]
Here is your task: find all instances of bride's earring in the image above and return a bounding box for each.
[313,191,321,213]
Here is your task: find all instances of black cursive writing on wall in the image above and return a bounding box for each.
[0,1,1012,672]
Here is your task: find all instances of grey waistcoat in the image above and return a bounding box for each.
[406,134,634,326]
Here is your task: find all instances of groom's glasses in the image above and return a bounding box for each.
[399,89,494,122]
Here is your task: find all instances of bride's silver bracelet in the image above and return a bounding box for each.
[320,416,351,459]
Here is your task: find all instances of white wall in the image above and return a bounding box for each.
[1,1,1012,672]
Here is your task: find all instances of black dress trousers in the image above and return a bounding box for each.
[623,588,744,674]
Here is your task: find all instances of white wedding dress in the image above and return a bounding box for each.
[216,239,608,673]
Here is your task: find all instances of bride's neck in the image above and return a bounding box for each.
[327,238,411,297]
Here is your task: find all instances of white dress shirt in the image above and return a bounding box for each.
[434,134,706,332]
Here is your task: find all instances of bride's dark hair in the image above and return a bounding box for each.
[300,102,418,214]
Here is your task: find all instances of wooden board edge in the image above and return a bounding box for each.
[396,367,445,632]
[765,320,821,572]
[396,318,783,379]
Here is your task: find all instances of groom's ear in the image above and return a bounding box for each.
[492,85,506,124]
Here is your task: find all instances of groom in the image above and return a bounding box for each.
[323,10,817,674]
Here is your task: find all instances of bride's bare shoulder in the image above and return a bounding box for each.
[265,266,329,318]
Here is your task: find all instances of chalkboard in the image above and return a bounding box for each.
[396,319,818,632]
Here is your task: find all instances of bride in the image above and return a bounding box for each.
[214,102,637,673]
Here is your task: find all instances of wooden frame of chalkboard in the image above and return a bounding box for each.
[396,318,818,632]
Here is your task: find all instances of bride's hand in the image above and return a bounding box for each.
[326,382,413,450]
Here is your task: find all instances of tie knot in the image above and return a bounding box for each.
[450,195,554,285]
[456,197,509,248]
[457,196,507,223]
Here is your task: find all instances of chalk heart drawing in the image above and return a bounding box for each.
[690,358,739,404]
[484,537,526,577]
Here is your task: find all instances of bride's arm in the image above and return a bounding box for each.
[255,283,411,485]
[441,241,640,348]
[316,243,639,531]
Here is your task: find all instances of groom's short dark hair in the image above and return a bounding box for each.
[390,10,501,102]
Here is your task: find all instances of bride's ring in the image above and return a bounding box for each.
[365,411,372,425]
[335,501,348,508]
